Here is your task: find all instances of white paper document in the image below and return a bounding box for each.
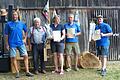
[67,28,75,38]
[89,22,96,42]
[53,31,61,42]
[92,29,101,41]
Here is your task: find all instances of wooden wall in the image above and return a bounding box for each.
[0,0,120,60]
[0,0,120,8]
[10,7,120,61]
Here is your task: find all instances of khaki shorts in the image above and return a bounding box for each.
[65,42,80,55]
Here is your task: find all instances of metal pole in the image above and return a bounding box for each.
[1,16,6,57]
[8,5,13,21]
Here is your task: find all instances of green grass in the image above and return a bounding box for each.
[0,61,120,80]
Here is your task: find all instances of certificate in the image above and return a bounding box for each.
[53,31,61,41]
[67,28,75,38]
[92,29,101,41]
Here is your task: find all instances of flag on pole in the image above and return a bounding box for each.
[41,0,52,39]
[74,10,80,27]
[42,0,52,61]
[42,0,50,23]
[16,8,21,21]
[52,9,57,18]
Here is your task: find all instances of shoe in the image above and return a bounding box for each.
[97,69,101,71]
[41,70,46,74]
[74,67,79,71]
[101,69,106,76]
[52,70,59,73]
[60,70,64,75]
[15,72,20,78]
[26,72,34,77]
[66,68,71,72]
[34,71,39,75]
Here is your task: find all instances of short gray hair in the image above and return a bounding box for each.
[68,14,74,18]
[34,17,41,22]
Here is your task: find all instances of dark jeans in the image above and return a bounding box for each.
[32,43,45,71]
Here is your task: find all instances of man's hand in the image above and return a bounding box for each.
[29,44,32,51]
[56,39,61,42]
[23,38,27,45]
[66,33,74,38]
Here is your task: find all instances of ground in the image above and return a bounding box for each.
[0,61,120,80]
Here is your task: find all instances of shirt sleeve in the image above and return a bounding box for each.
[27,27,32,38]
[76,24,81,32]
[106,24,112,33]
[61,24,65,31]
[27,27,33,38]
[23,23,27,33]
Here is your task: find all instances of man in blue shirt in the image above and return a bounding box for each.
[5,11,34,78]
[95,15,113,76]
[64,14,81,72]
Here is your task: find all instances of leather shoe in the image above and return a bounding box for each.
[41,70,46,74]
[34,71,39,75]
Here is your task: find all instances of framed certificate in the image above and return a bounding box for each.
[67,28,75,38]
[92,29,101,41]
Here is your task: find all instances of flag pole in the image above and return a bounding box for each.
[42,0,50,61]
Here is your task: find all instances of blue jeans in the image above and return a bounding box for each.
[32,43,45,71]
[96,46,109,57]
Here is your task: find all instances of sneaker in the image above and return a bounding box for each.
[52,70,59,73]
[101,69,106,76]
[26,72,34,77]
[15,72,20,78]
[74,67,79,71]
[66,68,71,72]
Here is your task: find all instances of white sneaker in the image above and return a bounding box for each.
[66,68,71,72]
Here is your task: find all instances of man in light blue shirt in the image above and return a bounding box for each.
[28,17,47,74]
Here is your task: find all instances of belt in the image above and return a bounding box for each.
[32,43,43,45]
[66,42,76,45]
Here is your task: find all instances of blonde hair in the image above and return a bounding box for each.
[53,15,60,23]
